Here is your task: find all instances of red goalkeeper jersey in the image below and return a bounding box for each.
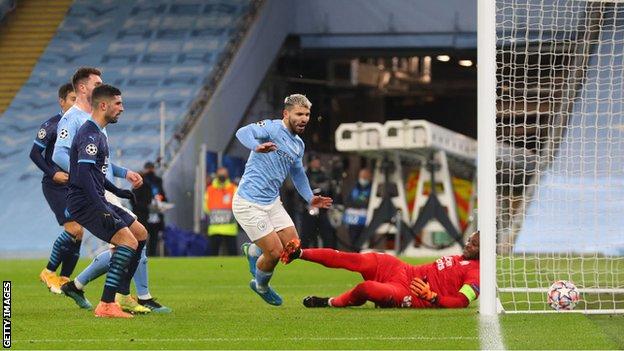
[410,255,480,304]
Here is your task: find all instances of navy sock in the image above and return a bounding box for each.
[46,231,73,272]
[60,238,81,277]
[101,245,135,303]
[118,240,146,295]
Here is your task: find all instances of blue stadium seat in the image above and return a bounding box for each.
[0,0,251,254]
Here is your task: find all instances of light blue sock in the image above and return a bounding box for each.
[255,269,273,293]
[248,243,262,258]
[133,246,150,299]
[75,249,110,288]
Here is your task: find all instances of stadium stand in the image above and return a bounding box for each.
[0,0,15,22]
[0,0,253,254]
[515,20,624,256]
[0,0,71,114]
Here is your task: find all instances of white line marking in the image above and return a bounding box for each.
[479,314,506,350]
[15,336,478,343]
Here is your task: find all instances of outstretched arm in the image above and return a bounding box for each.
[235,121,274,152]
[410,278,476,308]
[290,160,313,204]
[290,160,333,208]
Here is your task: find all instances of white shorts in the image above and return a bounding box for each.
[104,190,138,220]
[232,193,294,242]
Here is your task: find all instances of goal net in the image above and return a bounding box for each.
[495,0,624,313]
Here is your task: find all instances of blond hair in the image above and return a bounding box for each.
[284,94,312,110]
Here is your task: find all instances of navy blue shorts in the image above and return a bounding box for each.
[42,182,69,225]
[69,202,136,243]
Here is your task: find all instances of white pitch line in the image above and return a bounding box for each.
[15,335,478,343]
[479,314,506,350]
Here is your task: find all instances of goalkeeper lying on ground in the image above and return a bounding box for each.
[281,231,480,309]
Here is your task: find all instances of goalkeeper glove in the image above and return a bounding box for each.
[410,277,437,304]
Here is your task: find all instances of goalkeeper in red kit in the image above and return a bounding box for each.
[281,231,480,309]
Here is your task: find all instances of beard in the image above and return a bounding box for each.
[106,114,120,124]
[289,120,305,135]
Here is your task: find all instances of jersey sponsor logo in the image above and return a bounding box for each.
[460,260,470,265]
[101,165,108,174]
[275,149,295,164]
[256,121,266,127]
[59,129,69,139]
[85,144,98,156]
[37,128,46,139]
[436,256,454,271]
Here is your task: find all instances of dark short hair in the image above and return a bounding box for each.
[144,162,155,169]
[91,84,121,108]
[71,67,102,91]
[57,83,74,100]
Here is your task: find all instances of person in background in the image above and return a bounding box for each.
[299,155,337,249]
[344,168,372,252]
[204,167,238,256]
[133,162,167,256]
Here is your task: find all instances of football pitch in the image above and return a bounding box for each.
[1,256,623,350]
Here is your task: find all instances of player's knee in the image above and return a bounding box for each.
[64,222,84,240]
[354,281,376,294]
[265,247,282,262]
[132,222,148,241]
[113,230,138,250]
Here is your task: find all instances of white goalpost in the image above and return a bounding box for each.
[480,0,624,314]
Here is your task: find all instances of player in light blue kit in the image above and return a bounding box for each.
[234,94,332,306]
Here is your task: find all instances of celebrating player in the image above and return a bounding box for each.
[282,231,480,309]
[31,83,78,293]
[65,84,147,318]
[234,94,332,306]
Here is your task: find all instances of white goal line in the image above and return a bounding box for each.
[499,288,624,294]
[503,309,624,315]
[13,335,479,344]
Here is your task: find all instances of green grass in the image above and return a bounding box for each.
[0,256,622,349]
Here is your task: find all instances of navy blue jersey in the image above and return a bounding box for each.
[32,113,62,184]
[67,119,110,209]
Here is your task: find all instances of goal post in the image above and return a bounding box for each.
[478,0,498,317]
[480,0,624,314]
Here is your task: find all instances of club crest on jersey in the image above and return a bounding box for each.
[256,120,266,127]
[59,129,69,139]
[37,128,46,139]
[85,143,98,156]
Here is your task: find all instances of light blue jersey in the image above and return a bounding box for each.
[235,119,314,205]
[52,105,127,182]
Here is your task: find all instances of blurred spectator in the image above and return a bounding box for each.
[299,155,337,249]
[132,162,167,256]
[203,167,238,256]
[344,168,372,251]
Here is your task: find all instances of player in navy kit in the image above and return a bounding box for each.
[30,83,79,294]
[67,84,148,318]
